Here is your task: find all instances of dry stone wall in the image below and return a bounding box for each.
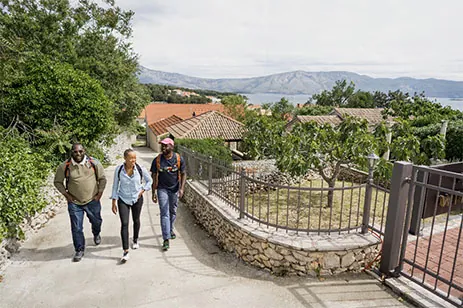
[184,181,381,277]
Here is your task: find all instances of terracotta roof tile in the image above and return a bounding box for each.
[333,108,390,124]
[168,111,244,140]
[148,115,183,135]
[285,115,341,131]
[144,103,224,125]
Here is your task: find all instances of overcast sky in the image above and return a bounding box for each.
[117,0,463,80]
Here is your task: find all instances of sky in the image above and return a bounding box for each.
[116,0,463,80]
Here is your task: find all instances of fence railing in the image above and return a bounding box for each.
[380,162,463,307]
[179,146,389,235]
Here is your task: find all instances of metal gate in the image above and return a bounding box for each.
[380,162,463,307]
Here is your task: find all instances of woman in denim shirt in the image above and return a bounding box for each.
[111,149,152,263]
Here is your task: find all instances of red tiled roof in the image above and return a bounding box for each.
[144,103,224,125]
[332,108,390,124]
[168,111,244,140]
[148,115,183,135]
[285,115,341,131]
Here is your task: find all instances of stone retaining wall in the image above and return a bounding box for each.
[338,165,369,183]
[102,133,137,164]
[0,174,66,272]
[0,133,135,272]
[184,181,381,277]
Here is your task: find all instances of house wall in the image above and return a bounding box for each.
[226,141,238,151]
[147,129,169,153]
[147,129,158,152]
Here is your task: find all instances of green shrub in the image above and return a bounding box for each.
[445,121,463,161]
[1,56,115,146]
[175,138,232,163]
[0,129,49,241]
[413,121,463,161]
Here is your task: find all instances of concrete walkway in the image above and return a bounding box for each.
[0,147,412,308]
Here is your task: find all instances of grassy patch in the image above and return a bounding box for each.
[243,179,389,232]
[131,140,146,147]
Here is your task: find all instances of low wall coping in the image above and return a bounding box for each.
[187,181,380,252]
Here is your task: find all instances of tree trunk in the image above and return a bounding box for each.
[327,180,336,208]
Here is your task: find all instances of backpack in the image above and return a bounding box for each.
[117,163,143,184]
[64,157,98,190]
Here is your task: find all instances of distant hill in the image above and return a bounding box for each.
[138,66,463,98]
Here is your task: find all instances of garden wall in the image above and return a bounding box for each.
[183,181,381,277]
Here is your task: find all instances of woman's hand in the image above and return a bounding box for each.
[112,200,117,215]
[138,189,145,199]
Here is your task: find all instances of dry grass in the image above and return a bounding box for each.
[243,179,390,232]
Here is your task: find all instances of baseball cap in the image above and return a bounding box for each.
[159,137,174,146]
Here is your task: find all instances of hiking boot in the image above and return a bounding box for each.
[120,251,130,263]
[73,251,84,262]
[94,234,101,246]
[170,232,176,240]
[162,239,169,251]
[132,240,139,250]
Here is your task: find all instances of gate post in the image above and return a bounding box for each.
[409,170,428,235]
[379,161,413,275]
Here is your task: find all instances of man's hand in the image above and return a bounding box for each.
[94,192,103,201]
[138,190,145,199]
[111,200,117,215]
[64,192,74,203]
[152,192,157,203]
[179,188,184,199]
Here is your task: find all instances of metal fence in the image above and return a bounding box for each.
[179,146,389,235]
[367,183,390,237]
[380,162,463,306]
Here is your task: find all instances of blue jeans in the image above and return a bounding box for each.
[68,199,102,252]
[157,189,178,240]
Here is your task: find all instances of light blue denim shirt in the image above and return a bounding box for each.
[111,164,153,205]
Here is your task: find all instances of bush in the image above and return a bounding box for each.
[175,138,232,163]
[1,56,115,146]
[413,121,463,161]
[0,129,49,241]
[445,121,463,161]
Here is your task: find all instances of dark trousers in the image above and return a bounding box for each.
[68,199,102,252]
[118,196,143,250]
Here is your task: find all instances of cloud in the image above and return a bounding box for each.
[117,0,463,80]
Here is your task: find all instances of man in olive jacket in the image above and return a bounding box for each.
[54,143,107,262]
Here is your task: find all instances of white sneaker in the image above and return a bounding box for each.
[132,242,139,250]
[121,251,130,263]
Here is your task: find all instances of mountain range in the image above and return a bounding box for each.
[138,66,463,98]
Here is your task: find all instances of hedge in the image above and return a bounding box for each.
[0,130,49,241]
[174,138,233,164]
[413,120,463,161]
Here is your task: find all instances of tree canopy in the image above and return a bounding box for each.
[0,0,148,129]
[2,56,115,145]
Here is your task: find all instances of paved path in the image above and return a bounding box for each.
[0,147,411,308]
[404,225,463,300]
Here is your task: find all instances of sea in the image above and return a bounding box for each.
[244,93,463,111]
